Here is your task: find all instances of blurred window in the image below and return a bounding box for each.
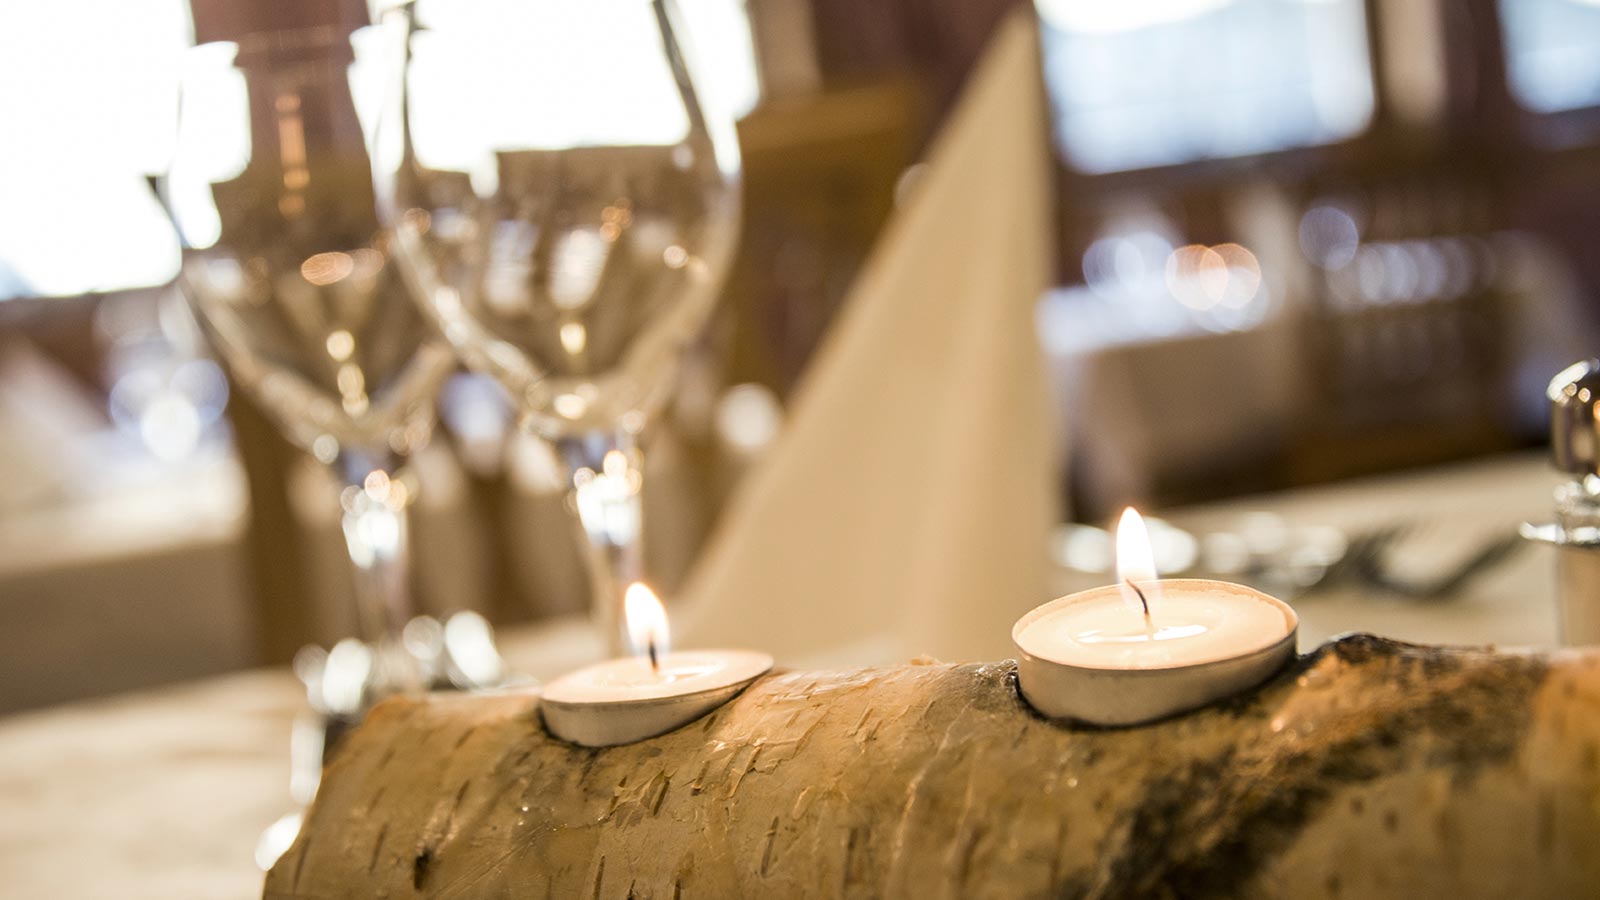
[0,0,758,302]
[407,0,759,168]
[1036,0,1375,173]
[0,0,188,300]
[1499,0,1600,114]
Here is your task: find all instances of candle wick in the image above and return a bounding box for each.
[1125,578,1152,625]
[647,637,660,675]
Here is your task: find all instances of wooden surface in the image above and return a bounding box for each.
[271,636,1600,898]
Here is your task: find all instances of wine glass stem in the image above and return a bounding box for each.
[560,431,645,656]
[337,450,422,694]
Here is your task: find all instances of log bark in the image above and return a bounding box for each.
[267,635,1600,899]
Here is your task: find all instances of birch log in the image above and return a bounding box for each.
[266,635,1600,899]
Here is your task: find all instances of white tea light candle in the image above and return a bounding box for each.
[541,584,773,747]
[1015,581,1290,670]
[1013,509,1297,726]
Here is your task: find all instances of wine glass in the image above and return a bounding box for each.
[379,0,742,652]
[163,7,454,697]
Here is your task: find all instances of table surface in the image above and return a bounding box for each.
[1154,451,1562,650]
[0,453,1565,899]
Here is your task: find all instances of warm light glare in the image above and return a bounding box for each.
[1212,243,1261,309]
[602,449,630,480]
[547,228,609,310]
[553,392,589,419]
[363,469,391,502]
[624,582,670,660]
[312,434,340,464]
[337,362,368,415]
[1165,242,1262,313]
[558,321,587,354]
[255,811,304,872]
[138,391,202,462]
[572,446,643,546]
[714,383,783,454]
[301,251,355,286]
[444,610,505,687]
[1116,507,1160,614]
[325,329,355,360]
[321,638,372,714]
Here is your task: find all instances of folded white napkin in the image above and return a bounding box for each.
[678,10,1059,664]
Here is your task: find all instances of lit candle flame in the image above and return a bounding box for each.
[624,582,670,672]
[1115,507,1159,619]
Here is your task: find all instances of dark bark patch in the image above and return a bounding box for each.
[412,847,433,891]
[1074,635,1549,899]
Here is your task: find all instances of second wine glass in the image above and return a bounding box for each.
[166,5,454,698]
[380,0,742,652]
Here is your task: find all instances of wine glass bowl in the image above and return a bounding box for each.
[165,13,454,694]
[386,0,741,438]
[397,141,737,440]
[382,0,742,649]
[180,239,451,465]
[168,30,453,468]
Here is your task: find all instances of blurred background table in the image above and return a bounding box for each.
[1143,451,1560,648]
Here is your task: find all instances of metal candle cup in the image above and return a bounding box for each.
[539,583,772,747]
[540,649,774,747]
[1012,578,1298,727]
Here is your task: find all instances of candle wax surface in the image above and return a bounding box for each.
[1015,581,1293,670]
[591,657,726,688]
[542,649,774,704]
